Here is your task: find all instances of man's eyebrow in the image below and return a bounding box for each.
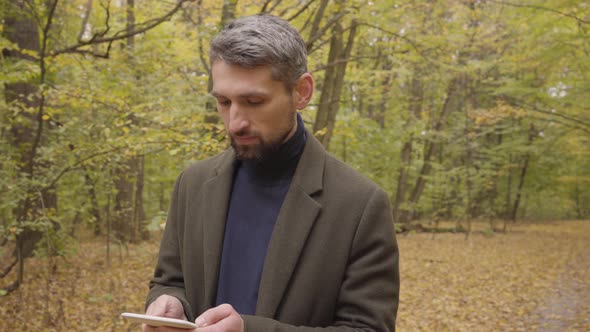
[239,92,270,98]
[210,91,223,98]
[210,91,270,98]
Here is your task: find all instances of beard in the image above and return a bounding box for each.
[230,112,296,162]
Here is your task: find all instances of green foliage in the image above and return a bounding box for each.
[328,0,589,222]
[32,222,78,258]
[0,0,588,257]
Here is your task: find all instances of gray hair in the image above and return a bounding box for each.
[209,14,308,90]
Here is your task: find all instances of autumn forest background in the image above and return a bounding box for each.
[1,0,589,331]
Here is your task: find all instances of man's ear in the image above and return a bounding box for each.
[293,73,314,110]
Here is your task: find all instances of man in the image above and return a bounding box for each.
[144,14,399,332]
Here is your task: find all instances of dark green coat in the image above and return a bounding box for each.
[147,131,400,331]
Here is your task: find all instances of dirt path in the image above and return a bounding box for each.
[529,225,590,331]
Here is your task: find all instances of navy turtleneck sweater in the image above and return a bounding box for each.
[215,114,306,315]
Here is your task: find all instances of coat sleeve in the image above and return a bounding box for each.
[145,172,195,322]
[243,187,400,332]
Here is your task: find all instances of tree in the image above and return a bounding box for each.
[2,0,59,293]
[1,0,195,294]
[312,1,357,148]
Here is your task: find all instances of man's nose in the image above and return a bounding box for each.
[228,104,249,134]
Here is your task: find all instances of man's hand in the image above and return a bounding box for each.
[143,295,190,332]
[194,303,244,332]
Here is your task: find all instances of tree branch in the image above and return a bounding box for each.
[360,22,425,58]
[50,0,192,58]
[267,0,283,14]
[27,0,59,180]
[0,281,20,295]
[504,97,590,130]
[22,0,44,34]
[0,259,17,278]
[311,55,393,73]
[535,115,590,136]
[46,146,128,189]
[45,138,201,190]
[260,0,274,13]
[305,0,329,52]
[306,10,348,52]
[489,0,590,25]
[196,0,210,73]
[286,0,315,22]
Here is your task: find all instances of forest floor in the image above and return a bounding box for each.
[1,220,589,331]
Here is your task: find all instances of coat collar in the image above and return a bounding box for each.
[200,149,235,309]
[256,130,325,317]
[201,129,326,317]
[211,128,325,195]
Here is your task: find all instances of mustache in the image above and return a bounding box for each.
[231,129,259,138]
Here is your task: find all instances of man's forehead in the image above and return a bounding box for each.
[210,62,284,97]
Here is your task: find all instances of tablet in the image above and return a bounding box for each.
[121,312,197,329]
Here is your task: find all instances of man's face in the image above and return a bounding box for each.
[211,61,298,161]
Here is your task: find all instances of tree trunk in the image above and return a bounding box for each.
[83,168,102,236]
[306,0,330,52]
[375,56,394,128]
[393,138,413,223]
[511,156,528,222]
[313,18,358,149]
[126,0,136,52]
[463,103,473,240]
[365,51,381,121]
[398,75,467,223]
[511,124,536,222]
[112,0,139,243]
[2,1,58,292]
[574,179,588,219]
[134,155,148,240]
[505,152,513,218]
[106,182,112,268]
[313,25,341,141]
[113,158,137,243]
[205,0,239,115]
[392,74,423,223]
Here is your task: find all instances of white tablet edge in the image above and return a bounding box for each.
[121,312,197,329]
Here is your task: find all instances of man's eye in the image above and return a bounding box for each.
[247,98,264,105]
[217,99,231,106]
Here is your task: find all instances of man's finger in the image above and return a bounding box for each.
[145,295,186,319]
[195,303,235,327]
[196,314,243,332]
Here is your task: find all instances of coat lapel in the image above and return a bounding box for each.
[201,150,236,308]
[256,132,325,318]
